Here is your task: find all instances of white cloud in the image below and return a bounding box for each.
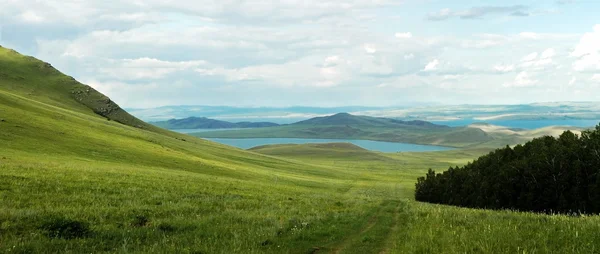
[504,71,539,87]
[20,11,44,23]
[572,24,600,72]
[522,52,539,62]
[520,49,556,69]
[375,74,424,89]
[519,32,540,39]
[494,64,515,73]
[0,0,593,107]
[3,0,396,27]
[324,55,342,67]
[428,8,452,20]
[98,58,208,80]
[541,48,556,59]
[395,32,412,39]
[423,59,439,71]
[325,55,340,63]
[568,77,577,86]
[443,75,462,80]
[427,5,530,21]
[363,44,377,54]
[195,56,352,88]
[521,58,553,68]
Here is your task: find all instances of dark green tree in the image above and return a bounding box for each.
[415,124,600,215]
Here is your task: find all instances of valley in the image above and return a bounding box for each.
[2,45,600,253]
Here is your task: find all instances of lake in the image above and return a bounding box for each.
[203,138,453,153]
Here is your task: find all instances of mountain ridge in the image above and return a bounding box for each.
[195,112,490,147]
[150,116,280,129]
[294,112,448,128]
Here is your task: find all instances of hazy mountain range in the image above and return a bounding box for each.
[128,102,600,124]
[150,117,279,130]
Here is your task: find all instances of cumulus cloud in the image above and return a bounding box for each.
[194,56,354,88]
[541,48,556,59]
[20,11,45,23]
[522,52,539,62]
[569,77,577,86]
[423,59,439,71]
[520,49,556,69]
[571,24,600,72]
[504,71,539,87]
[427,5,529,21]
[395,32,413,39]
[98,58,208,80]
[0,0,593,107]
[3,0,396,27]
[494,64,515,73]
[363,44,377,54]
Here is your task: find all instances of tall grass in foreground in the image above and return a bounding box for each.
[391,201,600,254]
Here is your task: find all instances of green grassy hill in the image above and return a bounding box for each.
[249,143,397,163]
[0,46,380,253]
[2,46,600,253]
[0,46,154,129]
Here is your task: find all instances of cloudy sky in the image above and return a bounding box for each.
[1,0,599,108]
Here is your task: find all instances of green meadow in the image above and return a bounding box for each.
[2,45,600,253]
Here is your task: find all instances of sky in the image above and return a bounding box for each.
[1,0,599,108]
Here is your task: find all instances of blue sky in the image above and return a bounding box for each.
[1,0,599,108]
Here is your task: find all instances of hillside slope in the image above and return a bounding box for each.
[0,46,154,129]
[0,46,384,252]
[249,142,397,163]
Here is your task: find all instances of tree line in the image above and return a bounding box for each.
[415,125,600,214]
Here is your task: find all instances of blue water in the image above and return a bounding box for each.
[431,119,600,129]
[203,138,453,153]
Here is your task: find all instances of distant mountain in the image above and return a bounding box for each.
[127,105,385,123]
[294,113,448,128]
[150,117,279,130]
[235,121,281,128]
[128,102,600,126]
[194,113,492,147]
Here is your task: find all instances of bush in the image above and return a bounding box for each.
[131,215,150,227]
[157,222,176,232]
[40,217,91,239]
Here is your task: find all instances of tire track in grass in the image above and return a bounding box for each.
[331,214,380,254]
[379,200,410,254]
[320,200,404,254]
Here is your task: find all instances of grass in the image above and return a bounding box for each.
[389,202,600,253]
[250,145,600,253]
[2,45,600,253]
